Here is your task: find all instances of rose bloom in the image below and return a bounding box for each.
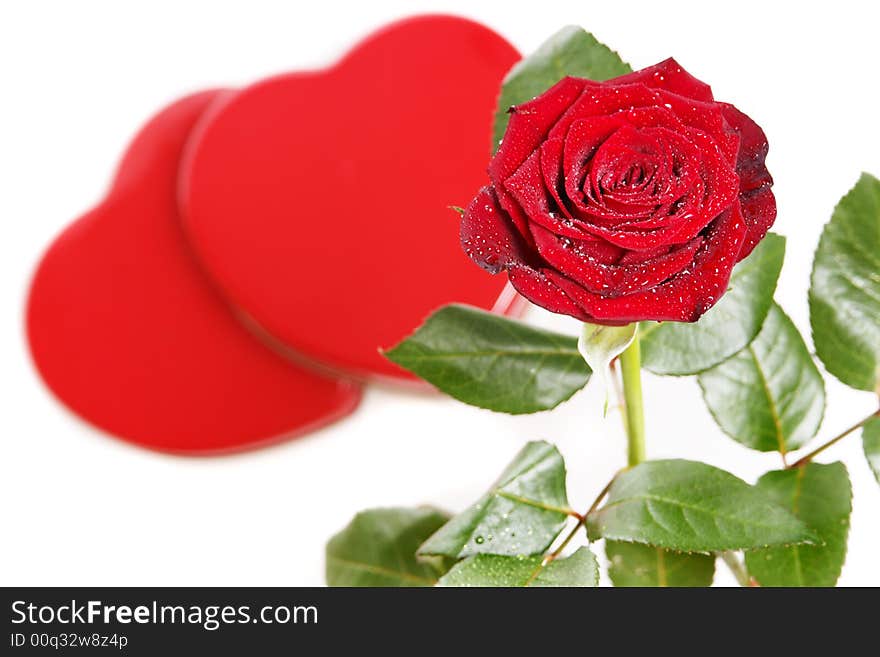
[461,59,775,324]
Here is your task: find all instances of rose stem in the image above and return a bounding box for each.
[524,475,616,584]
[787,407,880,469]
[532,326,644,582]
[619,328,646,467]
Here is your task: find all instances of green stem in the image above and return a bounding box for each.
[524,475,616,585]
[787,408,880,469]
[619,328,646,467]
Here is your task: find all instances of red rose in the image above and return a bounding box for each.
[461,58,775,324]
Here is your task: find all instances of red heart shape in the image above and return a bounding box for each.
[180,15,522,383]
[27,91,362,454]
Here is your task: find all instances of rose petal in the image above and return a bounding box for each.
[600,126,701,225]
[578,127,737,246]
[504,149,593,240]
[655,89,740,164]
[460,186,531,273]
[493,184,535,245]
[506,264,591,321]
[738,186,776,260]
[575,238,625,263]
[613,58,714,102]
[490,76,589,185]
[562,116,626,177]
[684,127,740,219]
[530,221,702,296]
[613,105,688,132]
[539,137,574,219]
[544,202,748,323]
[720,103,775,260]
[536,123,739,251]
[547,83,661,142]
[721,103,772,192]
[581,125,665,218]
[618,244,673,265]
[563,118,650,222]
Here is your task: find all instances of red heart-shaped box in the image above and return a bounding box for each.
[27,91,362,454]
[180,15,523,383]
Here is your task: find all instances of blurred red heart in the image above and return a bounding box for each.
[180,15,523,383]
[27,91,362,454]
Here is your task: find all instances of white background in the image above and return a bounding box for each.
[2,0,878,586]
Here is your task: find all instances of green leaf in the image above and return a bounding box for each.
[438,547,599,587]
[810,173,880,392]
[862,416,880,486]
[492,26,630,151]
[586,459,817,552]
[698,303,825,453]
[745,463,852,587]
[640,234,785,375]
[606,541,715,587]
[419,441,570,559]
[385,304,590,414]
[326,507,451,587]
